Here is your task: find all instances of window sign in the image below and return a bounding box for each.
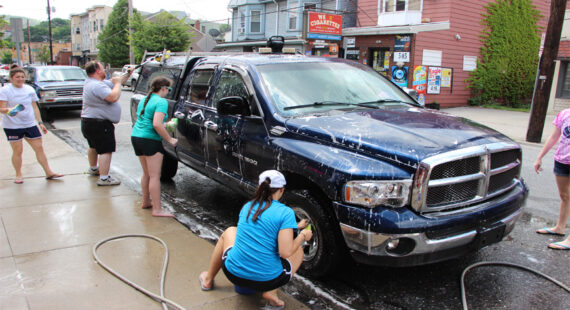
[441,68,452,87]
[394,52,410,62]
[427,67,442,94]
[413,66,427,105]
[391,66,408,87]
[394,35,411,51]
[422,49,442,66]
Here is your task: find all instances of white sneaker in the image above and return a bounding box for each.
[97,176,121,186]
[86,167,100,176]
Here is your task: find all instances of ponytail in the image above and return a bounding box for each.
[140,76,173,116]
[246,177,280,222]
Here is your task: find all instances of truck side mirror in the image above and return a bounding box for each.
[217,96,251,116]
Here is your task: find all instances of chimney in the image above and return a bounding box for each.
[195,20,201,32]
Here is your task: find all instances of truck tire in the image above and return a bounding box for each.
[39,107,51,123]
[160,153,178,181]
[283,189,346,278]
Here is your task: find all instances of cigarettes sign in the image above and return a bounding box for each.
[308,11,342,36]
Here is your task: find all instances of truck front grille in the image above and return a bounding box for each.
[55,88,83,97]
[411,143,522,213]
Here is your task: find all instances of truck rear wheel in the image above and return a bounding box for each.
[160,153,178,181]
[283,189,345,278]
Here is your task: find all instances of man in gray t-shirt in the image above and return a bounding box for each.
[81,61,131,186]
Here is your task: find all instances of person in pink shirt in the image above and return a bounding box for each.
[534,109,570,250]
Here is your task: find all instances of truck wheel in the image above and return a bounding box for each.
[39,107,51,123]
[160,153,178,181]
[283,189,345,278]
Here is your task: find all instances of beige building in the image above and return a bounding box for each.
[70,5,112,66]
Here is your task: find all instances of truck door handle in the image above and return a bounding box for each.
[174,111,185,120]
[204,121,218,131]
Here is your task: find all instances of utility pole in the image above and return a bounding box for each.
[27,19,32,64]
[46,0,54,65]
[128,0,134,64]
[526,0,568,143]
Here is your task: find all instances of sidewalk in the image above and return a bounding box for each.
[442,106,556,145]
[0,133,308,309]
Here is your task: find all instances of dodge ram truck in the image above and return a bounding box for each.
[130,47,527,277]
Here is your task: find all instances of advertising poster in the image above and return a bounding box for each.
[307,11,342,41]
[441,68,452,87]
[391,66,408,88]
[413,66,427,93]
[427,67,442,94]
[394,35,411,51]
[384,51,391,69]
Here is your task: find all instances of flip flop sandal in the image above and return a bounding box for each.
[46,174,64,180]
[199,273,213,291]
[536,228,565,236]
[14,178,24,184]
[7,104,25,117]
[260,302,285,310]
[548,242,570,250]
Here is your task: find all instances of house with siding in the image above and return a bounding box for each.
[549,2,570,114]
[217,0,357,54]
[343,0,550,107]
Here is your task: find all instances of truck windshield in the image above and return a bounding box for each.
[256,61,416,117]
[37,67,87,82]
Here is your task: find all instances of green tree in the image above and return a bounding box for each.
[467,0,542,107]
[24,18,70,42]
[1,51,12,64]
[130,11,192,63]
[38,45,50,64]
[97,0,131,67]
[219,24,231,33]
[0,16,9,48]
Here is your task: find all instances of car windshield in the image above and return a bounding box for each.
[256,61,416,117]
[36,67,87,82]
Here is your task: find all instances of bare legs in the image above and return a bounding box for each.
[547,176,570,248]
[10,138,60,182]
[200,226,306,307]
[200,226,237,289]
[87,147,112,176]
[137,152,173,217]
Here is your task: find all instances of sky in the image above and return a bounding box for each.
[1,0,233,23]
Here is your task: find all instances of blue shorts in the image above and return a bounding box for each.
[221,247,292,292]
[3,126,42,141]
[554,161,570,177]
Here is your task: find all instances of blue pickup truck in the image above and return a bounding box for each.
[131,47,527,277]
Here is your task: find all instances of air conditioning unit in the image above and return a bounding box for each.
[238,27,245,34]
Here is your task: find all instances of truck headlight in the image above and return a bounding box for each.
[40,90,57,99]
[344,180,411,208]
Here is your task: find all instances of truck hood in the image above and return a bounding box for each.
[283,107,510,167]
[35,81,84,88]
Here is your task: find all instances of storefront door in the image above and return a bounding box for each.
[368,48,390,76]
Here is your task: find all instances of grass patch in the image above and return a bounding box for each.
[480,103,530,112]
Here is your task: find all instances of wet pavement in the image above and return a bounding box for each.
[37,95,570,309]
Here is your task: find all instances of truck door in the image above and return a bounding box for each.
[205,68,269,188]
[173,67,215,172]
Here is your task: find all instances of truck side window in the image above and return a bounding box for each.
[135,67,181,100]
[187,69,214,105]
[213,70,257,115]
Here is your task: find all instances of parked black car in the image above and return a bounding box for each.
[130,48,527,277]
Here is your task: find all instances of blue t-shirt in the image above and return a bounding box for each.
[131,94,168,141]
[225,200,298,281]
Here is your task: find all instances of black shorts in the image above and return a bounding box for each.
[81,118,116,154]
[4,126,42,141]
[221,247,292,292]
[131,136,164,156]
[554,160,570,177]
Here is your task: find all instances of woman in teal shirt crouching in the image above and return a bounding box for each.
[131,76,178,217]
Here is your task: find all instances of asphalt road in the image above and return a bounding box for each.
[45,91,569,310]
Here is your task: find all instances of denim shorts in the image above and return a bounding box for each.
[221,247,292,292]
[554,161,570,177]
[3,126,42,141]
